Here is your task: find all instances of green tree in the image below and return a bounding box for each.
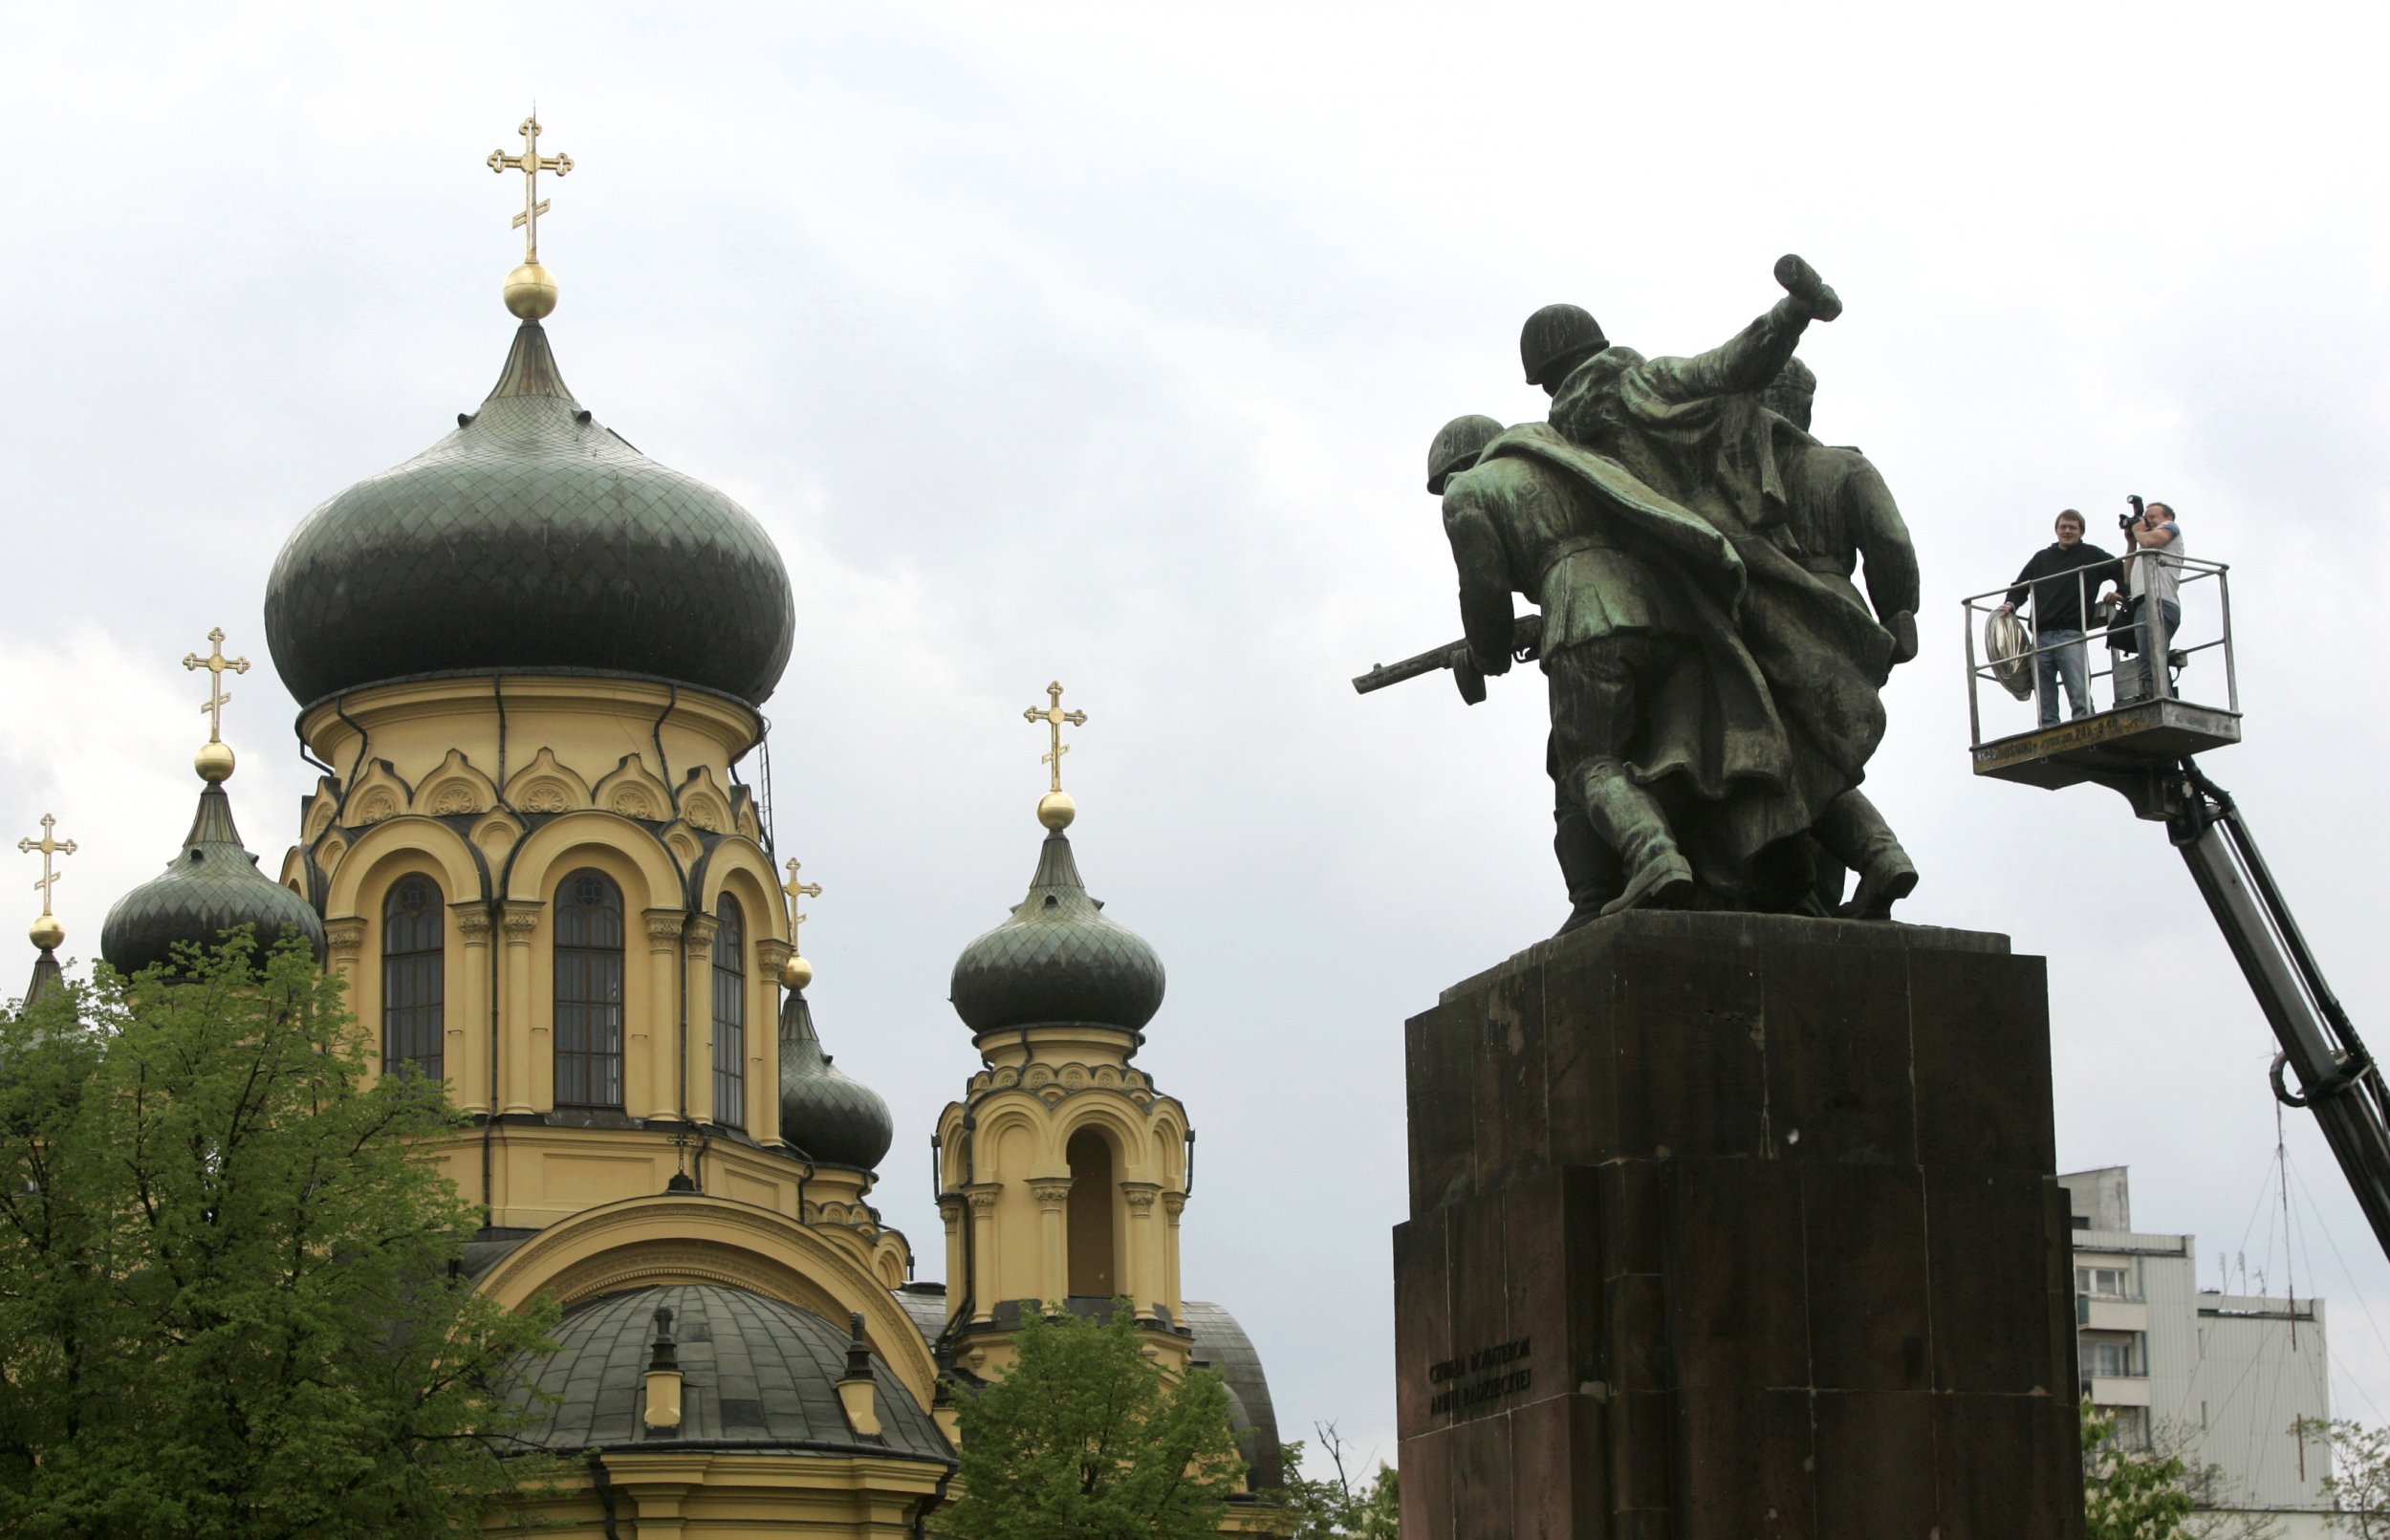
[936,1300,1244,1540]
[2083,1403,2196,1540]
[1270,1422,1398,1539]
[0,935,559,1539]
[2323,1420,2390,1537]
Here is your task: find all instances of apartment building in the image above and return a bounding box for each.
[2063,1166,2335,1536]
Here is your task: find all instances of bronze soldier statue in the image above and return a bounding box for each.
[1375,258,1924,921]
[1759,358,1923,915]
[1532,258,1918,915]
[1427,415,1618,929]
[1760,358,1920,666]
[1435,411,1789,918]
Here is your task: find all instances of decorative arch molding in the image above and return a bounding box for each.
[504,810,687,913]
[345,759,416,828]
[301,779,341,843]
[503,748,594,816]
[1147,1106,1191,1188]
[412,748,500,819]
[473,1196,940,1400]
[676,765,734,835]
[547,1243,847,1320]
[323,814,490,917]
[967,1102,1049,1158]
[732,783,764,843]
[870,1233,909,1290]
[469,809,524,867]
[1053,1098,1174,1173]
[591,754,675,824]
[276,845,329,913]
[967,1058,1155,1101]
[692,839,790,941]
[659,818,706,870]
[948,1089,1181,1182]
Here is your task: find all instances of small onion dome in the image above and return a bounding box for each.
[778,990,894,1171]
[263,321,795,709]
[19,947,63,1009]
[949,829,1164,1035]
[100,783,326,978]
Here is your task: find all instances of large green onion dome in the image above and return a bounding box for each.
[949,827,1165,1035]
[262,321,794,708]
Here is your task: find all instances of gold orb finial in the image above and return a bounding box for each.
[29,914,62,952]
[504,262,559,319]
[195,740,236,783]
[782,953,815,991]
[489,116,572,319]
[1023,682,1088,829]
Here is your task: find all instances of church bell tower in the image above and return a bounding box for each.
[934,685,1195,1374]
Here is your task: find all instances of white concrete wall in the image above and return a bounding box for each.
[2063,1166,2134,1231]
[2182,1294,2332,1510]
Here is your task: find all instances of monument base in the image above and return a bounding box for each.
[1394,911,2084,1539]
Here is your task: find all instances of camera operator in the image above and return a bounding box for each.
[2117,499,2184,703]
[2000,510,2122,726]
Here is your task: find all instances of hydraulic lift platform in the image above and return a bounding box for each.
[1971,697,2242,790]
[1964,557,2390,1264]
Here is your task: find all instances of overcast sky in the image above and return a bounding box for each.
[4,0,2386,1477]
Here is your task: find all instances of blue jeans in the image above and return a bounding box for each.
[2118,601,2182,703]
[2035,629,2091,726]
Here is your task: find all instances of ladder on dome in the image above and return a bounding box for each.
[1963,557,2390,1263]
[750,715,778,857]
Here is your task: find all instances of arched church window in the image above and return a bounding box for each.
[711,896,746,1128]
[382,875,444,1080]
[554,870,625,1109]
[1066,1128,1118,1298]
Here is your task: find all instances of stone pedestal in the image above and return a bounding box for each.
[1393,912,2084,1539]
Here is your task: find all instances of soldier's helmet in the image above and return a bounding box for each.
[1520,303,1609,389]
[1427,414,1506,494]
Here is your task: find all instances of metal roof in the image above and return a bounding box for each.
[779,991,894,1170]
[511,1283,952,1463]
[264,321,794,708]
[99,783,326,976]
[950,830,1165,1035]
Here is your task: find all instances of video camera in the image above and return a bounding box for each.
[2122,494,2144,533]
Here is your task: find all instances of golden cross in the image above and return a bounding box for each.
[487,114,574,264]
[17,814,76,917]
[1023,682,1088,794]
[783,858,823,954]
[183,627,250,744]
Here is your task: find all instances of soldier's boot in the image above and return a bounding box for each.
[1578,770,1692,918]
[1814,790,1918,921]
[1554,807,1621,935]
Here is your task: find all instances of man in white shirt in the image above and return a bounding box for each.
[2117,500,2184,703]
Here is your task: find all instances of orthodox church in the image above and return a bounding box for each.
[14,121,1279,1537]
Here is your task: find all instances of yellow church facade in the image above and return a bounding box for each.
[61,121,1283,1538]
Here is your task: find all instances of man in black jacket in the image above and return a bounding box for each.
[2001,510,2121,726]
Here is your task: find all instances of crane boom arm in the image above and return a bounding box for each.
[2152,759,2390,1258]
